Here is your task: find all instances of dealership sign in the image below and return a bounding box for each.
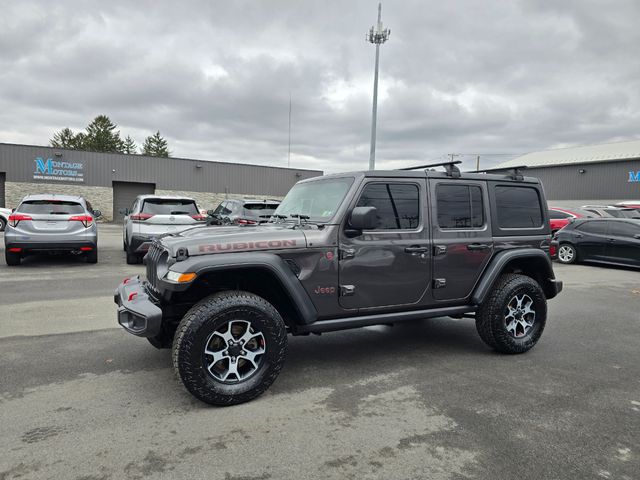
[33,157,84,183]
[630,171,640,183]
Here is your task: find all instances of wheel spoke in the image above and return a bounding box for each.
[240,347,265,369]
[221,360,240,381]
[205,348,226,367]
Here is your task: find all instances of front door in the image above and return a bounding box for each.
[430,180,493,301]
[338,180,430,310]
[574,220,608,261]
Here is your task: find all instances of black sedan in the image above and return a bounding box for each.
[551,218,640,268]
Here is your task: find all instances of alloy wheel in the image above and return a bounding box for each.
[505,294,536,338]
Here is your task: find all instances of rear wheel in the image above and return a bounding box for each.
[5,250,21,266]
[172,291,287,406]
[85,248,98,264]
[0,216,6,232]
[126,245,140,264]
[557,243,577,264]
[476,274,547,354]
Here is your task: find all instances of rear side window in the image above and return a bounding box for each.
[142,199,198,215]
[437,184,484,229]
[576,221,606,234]
[609,222,640,237]
[18,200,84,215]
[243,203,280,211]
[495,186,543,228]
[549,210,572,219]
[355,183,420,230]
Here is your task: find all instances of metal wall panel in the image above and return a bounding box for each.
[0,172,5,207]
[495,159,640,200]
[0,143,323,196]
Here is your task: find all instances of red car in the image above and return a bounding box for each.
[548,207,592,233]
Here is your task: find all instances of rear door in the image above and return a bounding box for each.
[134,198,205,236]
[430,180,492,301]
[605,221,640,266]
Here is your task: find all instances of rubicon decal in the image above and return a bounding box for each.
[198,239,297,252]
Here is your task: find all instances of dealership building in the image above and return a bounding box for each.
[0,143,322,221]
[491,140,640,207]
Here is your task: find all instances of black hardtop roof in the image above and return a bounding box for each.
[298,169,542,185]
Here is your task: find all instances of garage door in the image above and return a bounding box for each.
[112,181,155,223]
[0,172,5,208]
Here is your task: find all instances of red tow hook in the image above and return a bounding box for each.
[128,292,138,302]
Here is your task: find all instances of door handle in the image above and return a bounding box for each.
[467,243,490,251]
[405,246,429,254]
[607,238,616,243]
[574,233,583,238]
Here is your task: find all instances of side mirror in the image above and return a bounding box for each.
[346,206,377,236]
[119,208,129,215]
[634,234,640,239]
[11,208,15,213]
[207,209,215,216]
[93,209,102,218]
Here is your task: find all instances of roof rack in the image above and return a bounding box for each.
[400,160,462,178]
[477,164,528,181]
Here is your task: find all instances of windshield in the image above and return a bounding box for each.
[18,200,84,215]
[142,199,199,215]
[273,177,354,222]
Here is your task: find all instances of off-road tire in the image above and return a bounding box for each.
[475,274,547,354]
[85,248,98,264]
[172,290,287,406]
[5,250,21,266]
[557,243,577,264]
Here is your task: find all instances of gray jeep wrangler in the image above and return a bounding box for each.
[115,162,562,405]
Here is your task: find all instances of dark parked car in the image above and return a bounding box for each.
[552,218,640,268]
[207,199,281,225]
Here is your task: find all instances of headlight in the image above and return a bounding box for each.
[165,271,197,283]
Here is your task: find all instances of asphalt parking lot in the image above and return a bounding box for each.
[1,224,639,480]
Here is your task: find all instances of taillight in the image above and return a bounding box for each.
[190,214,207,222]
[69,215,94,228]
[130,213,154,221]
[8,214,32,227]
[549,244,557,256]
[237,219,257,225]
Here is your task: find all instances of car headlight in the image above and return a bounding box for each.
[165,271,197,283]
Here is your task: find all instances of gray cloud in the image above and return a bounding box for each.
[1,0,639,173]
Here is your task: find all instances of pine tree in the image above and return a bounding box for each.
[50,127,84,149]
[142,131,170,157]
[83,115,124,153]
[123,135,137,154]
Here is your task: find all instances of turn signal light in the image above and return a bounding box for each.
[8,214,32,227]
[165,271,197,283]
[69,215,94,228]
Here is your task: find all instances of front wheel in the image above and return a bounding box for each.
[557,243,577,264]
[172,291,287,406]
[476,274,547,354]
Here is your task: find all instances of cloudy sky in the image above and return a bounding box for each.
[1,0,639,173]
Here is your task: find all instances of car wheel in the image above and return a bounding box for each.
[85,248,98,264]
[475,273,547,354]
[172,290,287,406]
[5,249,21,266]
[557,243,577,264]
[0,216,6,232]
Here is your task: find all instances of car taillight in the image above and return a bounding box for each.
[237,219,257,225]
[8,214,32,227]
[69,215,94,228]
[549,244,557,256]
[190,214,207,222]
[130,213,154,221]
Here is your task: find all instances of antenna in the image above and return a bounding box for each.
[367,3,390,171]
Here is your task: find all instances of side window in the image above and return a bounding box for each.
[436,184,484,229]
[609,222,640,238]
[576,221,606,235]
[495,186,543,228]
[549,210,571,219]
[355,183,420,230]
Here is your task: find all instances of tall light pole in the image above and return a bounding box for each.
[367,3,390,170]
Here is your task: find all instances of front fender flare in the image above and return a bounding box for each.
[160,252,318,325]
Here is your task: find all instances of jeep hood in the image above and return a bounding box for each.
[158,224,307,257]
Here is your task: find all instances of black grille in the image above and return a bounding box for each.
[146,242,164,292]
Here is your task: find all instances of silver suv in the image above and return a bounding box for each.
[122,195,206,264]
[4,194,100,265]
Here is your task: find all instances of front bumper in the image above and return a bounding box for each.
[114,276,162,337]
